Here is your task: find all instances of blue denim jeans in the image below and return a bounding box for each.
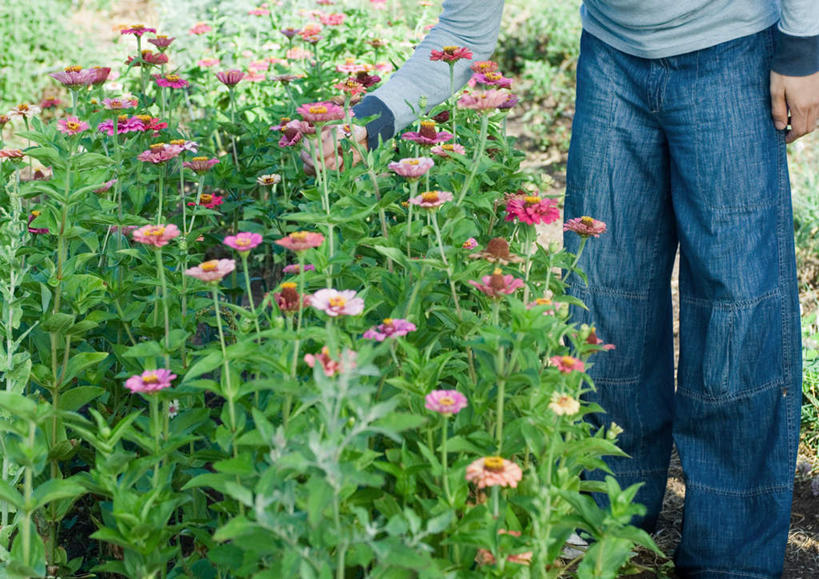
[564,28,802,578]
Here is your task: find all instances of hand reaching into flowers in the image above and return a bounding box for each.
[300,124,368,175]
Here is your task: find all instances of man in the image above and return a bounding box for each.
[306,1,819,575]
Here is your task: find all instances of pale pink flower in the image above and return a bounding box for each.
[283,263,315,274]
[287,47,312,60]
[154,74,189,89]
[198,57,220,68]
[57,116,89,136]
[388,157,434,179]
[102,96,138,110]
[137,143,184,164]
[549,392,581,416]
[466,456,522,489]
[183,157,219,173]
[224,232,263,253]
[257,174,282,186]
[49,66,96,87]
[563,216,607,238]
[125,369,176,393]
[430,45,473,63]
[121,24,157,37]
[319,13,344,26]
[401,120,453,146]
[131,224,180,247]
[189,22,212,35]
[336,58,371,74]
[7,104,41,120]
[310,289,364,317]
[505,194,560,226]
[431,143,467,158]
[168,399,180,418]
[457,89,510,111]
[409,190,453,209]
[526,297,556,316]
[469,269,525,298]
[462,238,478,250]
[248,60,270,73]
[275,231,324,252]
[471,60,499,74]
[244,70,267,82]
[297,101,345,123]
[148,35,175,50]
[216,70,245,87]
[425,390,467,414]
[185,259,236,283]
[304,347,357,377]
[363,318,417,341]
[550,355,585,374]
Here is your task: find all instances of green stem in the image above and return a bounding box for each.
[22,422,34,566]
[150,394,161,488]
[492,301,506,453]
[212,286,238,457]
[456,113,489,205]
[155,166,166,225]
[187,177,206,234]
[241,253,262,339]
[155,248,171,367]
[565,237,588,286]
[441,416,453,505]
[431,211,461,316]
[522,226,534,304]
[449,64,457,139]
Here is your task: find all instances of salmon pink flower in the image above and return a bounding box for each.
[154,74,189,89]
[224,232,263,253]
[102,96,138,110]
[310,289,364,317]
[297,101,345,123]
[550,355,585,374]
[549,392,581,416]
[0,149,25,159]
[305,347,357,377]
[287,47,312,60]
[198,57,220,68]
[469,268,525,298]
[57,116,89,136]
[319,13,344,26]
[121,24,156,37]
[131,224,180,247]
[8,104,41,120]
[137,143,183,164]
[283,263,315,274]
[216,70,245,87]
[187,193,223,209]
[466,456,522,489]
[363,318,417,341]
[183,156,219,173]
[409,190,453,209]
[505,194,560,226]
[334,77,367,96]
[430,45,473,63]
[471,60,499,74]
[431,143,466,158]
[148,35,175,50]
[244,70,266,83]
[185,259,236,283]
[457,89,510,111]
[469,237,523,264]
[563,216,607,238]
[189,22,212,35]
[425,390,467,414]
[527,297,556,316]
[49,65,96,87]
[402,120,453,146]
[388,157,434,179]
[275,231,324,252]
[125,369,176,393]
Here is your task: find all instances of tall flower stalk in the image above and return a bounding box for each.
[456,113,489,205]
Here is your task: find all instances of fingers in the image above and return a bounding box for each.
[770,72,789,131]
[773,70,819,144]
[299,123,368,174]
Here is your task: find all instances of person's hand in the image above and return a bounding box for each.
[300,124,368,175]
[771,70,819,143]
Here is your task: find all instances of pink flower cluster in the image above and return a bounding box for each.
[305,347,357,377]
[363,318,417,341]
[425,390,468,414]
[505,194,560,226]
[310,289,364,317]
[132,224,180,247]
[125,369,175,393]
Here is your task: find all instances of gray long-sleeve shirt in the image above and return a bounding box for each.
[353,0,819,148]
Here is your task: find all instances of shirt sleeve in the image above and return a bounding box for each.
[773,0,819,76]
[353,0,505,149]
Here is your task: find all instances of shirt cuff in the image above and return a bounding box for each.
[773,28,819,76]
[352,95,395,150]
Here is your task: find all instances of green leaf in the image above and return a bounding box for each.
[41,312,75,333]
[32,478,86,510]
[0,478,23,508]
[62,352,108,386]
[183,351,222,383]
[59,386,104,412]
[576,537,633,579]
[0,392,37,421]
[122,341,163,359]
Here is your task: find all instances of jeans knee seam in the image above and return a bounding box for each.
[567,282,649,300]
[676,376,783,403]
[682,570,770,578]
[678,288,779,309]
[686,480,791,497]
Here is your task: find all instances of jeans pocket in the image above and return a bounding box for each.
[680,292,784,400]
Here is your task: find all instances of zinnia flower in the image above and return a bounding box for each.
[401,120,453,146]
[462,238,478,250]
[125,369,176,393]
[469,71,513,89]
[457,89,510,111]
[388,157,434,179]
[475,530,532,567]
[28,211,49,235]
[465,456,522,489]
[94,179,117,193]
[471,60,499,74]
[548,392,581,416]
[102,96,138,110]
[127,51,168,67]
[563,216,607,238]
[409,190,453,209]
[431,143,466,158]
[310,289,364,317]
[550,355,585,374]
[57,116,89,136]
[276,119,314,147]
[154,74,189,89]
[121,24,157,37]
[363,318,417,341]
[0,149,25,159]
[257,174,282,186]
[49,65,96,87]
[183,157,219,173]
[275,231,324,252]
[334,77,367,96]
[20,166,52,182]
[283,263,315,274]
[224,232,263,253]
[131,224,180,247]
[297,101,345,123]
[189,22,212,35]
[198,57,220,68]
[90,66,111,85]
[430,45,473,63]
[97,115,145,135]
[215,70,245,87]
[527,297,556,316]
[186,193,223,209]
[8,104,41,120]
[304,347,357,377]
[274,282,306,313]
[280,27,300,39]
[185,259,236,283]
[425,390,467,414]
[469,268,525,298]
[319,12,344,26]
[505,194,560,226]
[469,237,523,264]
[168,399,180,418]
[148,35,175,50]
[137,143,183,164]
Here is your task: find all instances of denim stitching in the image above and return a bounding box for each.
[567,282,649,300]
[686,481,792,497]
[676,376,783,403]
[592,376,641,386]
[678,288,780,309]
[684,570,769,578]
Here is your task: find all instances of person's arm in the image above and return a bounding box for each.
[353,0,505,150]
[770,0,819,142]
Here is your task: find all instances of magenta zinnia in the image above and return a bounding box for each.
[185,259,236,283]
[186,193,223,209]
[215,69,245,87]
[57,117,89,136]
[121,24,157,37]
[505,194,560,226]
[401,120,453,146]
[131,224,180,247]
[310,289,365,317]
[125,369,176,393]
[563,216,607,238]
[469,268,525,299]
[363,318,417,341]
[154,74,189,89]
[49,65,96,88]
[425,390,468,415]
[224,232,263,253]
[430,45,473,63]
[137,143,183,164]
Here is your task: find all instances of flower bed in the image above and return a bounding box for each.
[0,1,661,576]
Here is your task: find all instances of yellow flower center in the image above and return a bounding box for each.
[421,120,436,128]
[308,105,328,114]
[235,237,251,247]
[117,114,128,122]
[485,72,501,81]
[580,216,594,225]
[524,196,541,205]
[166,74,180,82]
[383,318,393,325]
[493,268,503,275]
[561,356,575,366]
[156,35,168,39]
[442,144,455,151]
[329,296,347,308]
[290,231,308,241]
[200,260,219,272]
[345,58,356,65]
[484,456,505,471]
[406,159,420,165]
[281,282,297,290]
[534,298,552,305]
[169,139,185,146]
[31,210,40,217]
[146,227,165,236]
[192,156,208,162]
[200,194,213,203]
[135,115,152,122]
[18,104,29,111]
[150,143,166,152]
[142,373,159,384]
[66,121,80,130]
[421,192,440,203]
[438,396,455,406]
[65,65,82,73]
[443,45,458,53]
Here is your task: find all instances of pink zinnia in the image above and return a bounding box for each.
[409,190,453,209]
[430,45,473,63]
[277,119,314,147]
[304,347,357,377]
[469,269,525,299]
[586,328,616,351]
[498,93,519,110]
[280,27,300,39]
[471,60,499,74]
[137,143,183,164]
[224,232,263,253]
[283,263,315,274]
[216,70,244,87]
[469,71,513,89]
[388,157,434,179]
[97,115,145,135]
[274,282,307,313]
[563,216,607,238]
[125,369,176,393]
[94,179,117,193]
[310,289,364,317]
[103,96,138,110]
[90,66,111,86]
[27,211,49,235]
[248,8,270,16]
[527,297,556,316]
[57,117,89,136]
[121,24,157,37]
[198,57,220,68]
[425,390,467,414]
[319,13,345,26]
[457,89,511,111]
[189,22,212,35]
[401,120,453,146]
[462,237,478,250]
[185,259,236,283]
[49,65,96,88]
[363,318,417,341]
[297,101,345,123]
[0,149,25,159]
[131,224,180,247]
[431,143,466,158]
[186,193,223,209]
[550,355,585,374]
[275,231,324,252]
[183,157,219,173]
[466,456,523,489]
[334,77,367,96]
[154,74,189,89]
[505,194,560,226]
[336,58,371,74]
[148,35,175,50]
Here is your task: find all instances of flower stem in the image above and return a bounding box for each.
[285,255,306,426]
[155,166,166,225]
[241,253,262,339]
[211,286,238,457]
[522,226,534,304]
[150,394,161,488]
[155,248,171,368]
[449,64,457,139]
[565,237,588,286]
[441,416,453,505]
[431,211,461,316]
[492,301,506,453]
[456,113,489,206]
[187,177,206,233]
